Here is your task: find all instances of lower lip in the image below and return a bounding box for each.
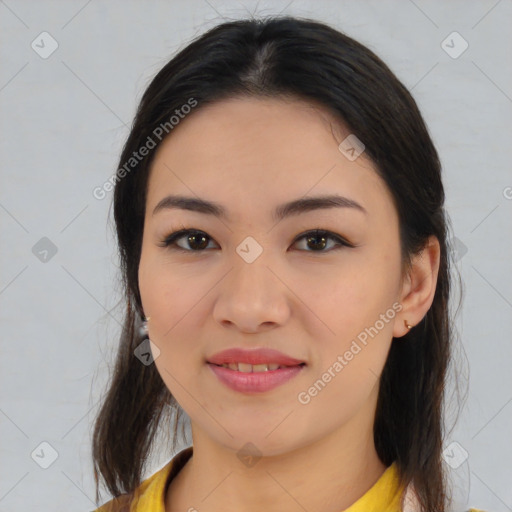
[207,363,305,393]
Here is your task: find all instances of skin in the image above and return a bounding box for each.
[138,96,440,512]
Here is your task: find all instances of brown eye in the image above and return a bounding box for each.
[161,228,353,254]
[162,229,217,252]
[182,232,210,250]
[306,233,329,251]
[292,229,352,252]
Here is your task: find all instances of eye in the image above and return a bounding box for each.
[160,228,354,253]
[292,229,354,252]
[160,229,218,252]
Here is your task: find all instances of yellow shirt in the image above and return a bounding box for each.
[93,447,487,512]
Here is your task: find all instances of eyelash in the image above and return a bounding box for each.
[159,227,355,254]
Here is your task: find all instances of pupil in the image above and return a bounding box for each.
[307,234,326,250]
[188,233,208,250]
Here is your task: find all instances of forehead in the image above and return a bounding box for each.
[146,96,396,224]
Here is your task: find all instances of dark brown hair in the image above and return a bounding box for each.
[92,16,465,511]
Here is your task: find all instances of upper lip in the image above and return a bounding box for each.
[207,348,306,366]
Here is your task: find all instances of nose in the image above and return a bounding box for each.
[212,256,291,333]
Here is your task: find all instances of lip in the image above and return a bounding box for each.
[206,347,306,366]
[207,363,305,393]
[206,347,306,394]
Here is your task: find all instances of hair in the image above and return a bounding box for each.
[92,15,465,511]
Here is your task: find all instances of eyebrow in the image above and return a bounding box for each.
[152,193,367,222]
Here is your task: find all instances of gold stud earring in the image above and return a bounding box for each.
[404,320,413,330]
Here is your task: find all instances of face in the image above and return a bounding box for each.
[138,96,405,456]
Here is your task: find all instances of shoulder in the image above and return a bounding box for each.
[92,446,193,512]
[92,492,133,512]
[402,483,490,512]
[91,462,172,512]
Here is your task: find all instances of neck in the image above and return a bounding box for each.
[166,402,387,512]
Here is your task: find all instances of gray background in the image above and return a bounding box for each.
[1,0,511,510]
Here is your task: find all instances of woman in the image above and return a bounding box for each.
[91,16,482,512]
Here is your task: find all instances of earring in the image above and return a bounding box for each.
[139,316,150,337]
[404,320,413,330]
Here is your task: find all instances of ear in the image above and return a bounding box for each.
[393,235,441,338]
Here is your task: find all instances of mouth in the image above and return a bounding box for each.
[205,348,307,392]
[208,362,307,372]
[207,361,306,393]
[206,347,306,368]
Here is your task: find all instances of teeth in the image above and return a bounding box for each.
[219,362,285,372]
[238,362,253,373]
[253,364,269,372]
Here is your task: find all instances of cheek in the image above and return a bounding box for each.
[139,248,197,320]
[138,254,210,368]
[306,287,397,421]
[310,251,400,373]
[311,260,396,333]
